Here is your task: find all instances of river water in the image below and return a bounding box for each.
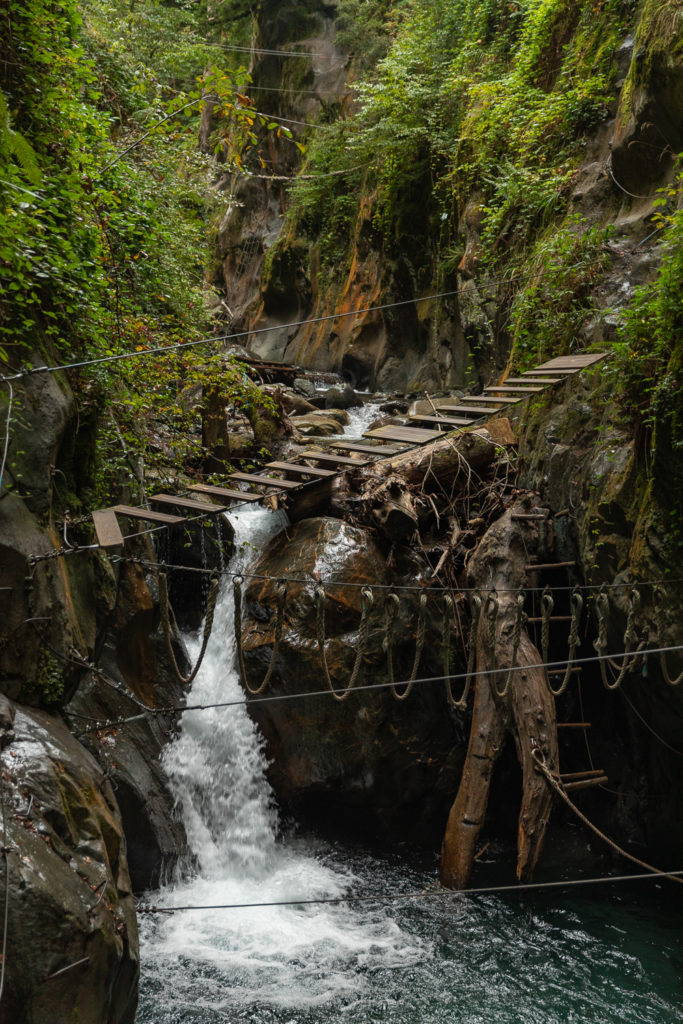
[135,506,683,1024]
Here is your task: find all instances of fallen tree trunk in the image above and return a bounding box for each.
[439,501,559,889]
[310,428,500,539]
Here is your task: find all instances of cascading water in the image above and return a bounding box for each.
[136,505,683,1024]
[136,506,426,1021]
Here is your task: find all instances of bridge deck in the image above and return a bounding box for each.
[91,352,607,548]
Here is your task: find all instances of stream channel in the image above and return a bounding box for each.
[136,504,683,1024]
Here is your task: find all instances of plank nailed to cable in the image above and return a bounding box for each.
[264,461,336,478]
[92,509,125,550]
[484,384,545,394]
[151,493,226,513]
[188,484,261,502]
[331,441,407,455]
[364,425,442,443]
[419,404,503,416]
[407,414,476,427]
[229,472,301,489]
[300,451,370,467]
[111,504,185,524]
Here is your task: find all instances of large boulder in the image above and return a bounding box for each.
[240,517,466,845]
[0,698,138,1024]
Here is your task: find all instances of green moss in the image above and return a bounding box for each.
[35,648,66,707]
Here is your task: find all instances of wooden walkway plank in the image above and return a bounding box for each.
[483,384,545,394]
[189,484,260,502]
[537,353,606,369]
[301,451,370,466]
[229,471,301,489]
[421,403,503,415]
[265,460,335,478]
[364,425,441,443]
[111,504,185,525]
[408,414,476,426]
[444,396,521,405]
[505,377,562,385]
[92,509,125,550]
[332,441,407,455]
[151,493,225,513]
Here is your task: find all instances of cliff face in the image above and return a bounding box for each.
[214,0,683,859]
[218,1,683,394]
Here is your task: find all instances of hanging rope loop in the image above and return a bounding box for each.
[383,591,401,686]
[655,587,683,686]
[594,585,644,691]
[548,585,584,697]
[234,575,287,695]
[540,587,554,664]
[446,592,481,709]
[159,570,219,686]
[391,591,428,701]
[493,588,525,699]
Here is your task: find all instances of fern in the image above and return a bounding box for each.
[0,89,42,187]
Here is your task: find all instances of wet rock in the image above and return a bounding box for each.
[0,703,138,1024]
[290,410,349,436]
[323,384,361,410]
[241,517,465,846]
[293,377,317,397]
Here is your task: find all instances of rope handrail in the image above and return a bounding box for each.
[444,593,481,710]
[594,587,646,690]
[533,748,683,886]
[234,575,287,695]
[159,572,218,686]
[65,644,683,735]
[314,584,375,702]
[547,587,584,697]
[655,587,683,687]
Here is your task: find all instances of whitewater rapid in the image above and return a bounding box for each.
[136,505,427,1020]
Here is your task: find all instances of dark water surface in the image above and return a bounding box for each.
[136,840,683,1024]
[135,506,682,1023]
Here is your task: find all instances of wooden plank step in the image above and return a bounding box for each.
[563,776,608,792]
[364,425,441,443]
[453,396,521,405]
[557,722,591,729]
[151,493,225,513]
[417,404,502,416]
[332,441,406,456]
[537,353,607,369]
[524,372,577,380]
[264,461,335,479]
[505,376,562,385]
[92,509,125,550]
[484,384,545,394]
[301,451,370,467]
[407,414,475,427]
[229,472,301,489]
[112,504,185,525]
[189,484,260,502]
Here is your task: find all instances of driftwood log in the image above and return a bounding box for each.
[291,428,500,539]
[439,502,559,889]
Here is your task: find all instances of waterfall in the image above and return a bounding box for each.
[137,505,425,1021]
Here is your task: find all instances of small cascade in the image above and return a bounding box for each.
[137,504,425,1020]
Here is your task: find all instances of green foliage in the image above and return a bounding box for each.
[609,174,683,517]
[289,0,628,271]
[510,221,613,367]
[0,0,289,505]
